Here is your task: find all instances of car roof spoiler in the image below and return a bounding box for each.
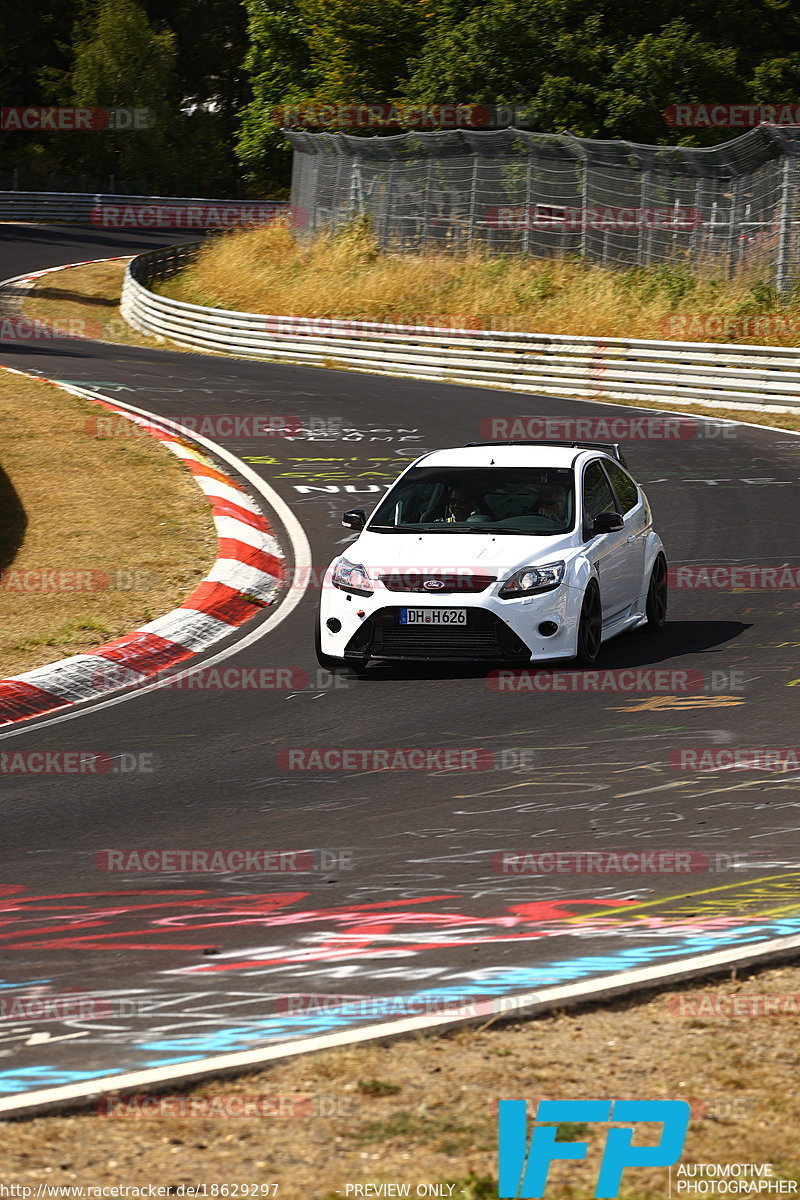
[466,439,627,464]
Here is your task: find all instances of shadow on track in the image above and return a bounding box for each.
[349,620,750,682]
[26,284,117,307]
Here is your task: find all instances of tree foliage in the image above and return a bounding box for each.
[2,0,800,193]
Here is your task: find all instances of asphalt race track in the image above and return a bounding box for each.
[1,224,799,1113]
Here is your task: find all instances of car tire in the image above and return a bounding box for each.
[314,617,368,675]
[643,553,668,631]
[574,582,602,665]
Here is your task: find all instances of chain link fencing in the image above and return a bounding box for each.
[287,125,800,291]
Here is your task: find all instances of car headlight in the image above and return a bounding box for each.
[331,558,373,596]
[498,560,565,598]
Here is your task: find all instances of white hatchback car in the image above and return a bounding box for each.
[315,440,667,670]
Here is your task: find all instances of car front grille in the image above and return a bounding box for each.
[378,572,496,594]
[345,608,530,661]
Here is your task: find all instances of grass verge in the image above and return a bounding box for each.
[0,961,797,1196]
[22,260,154,349]
[159,221,800,347]
[0,370,217,676]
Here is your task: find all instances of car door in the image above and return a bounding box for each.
[602,458,648,607]
[581,459,630,621]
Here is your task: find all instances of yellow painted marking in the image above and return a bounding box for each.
[561,872,800,925]
[609,695,745,711]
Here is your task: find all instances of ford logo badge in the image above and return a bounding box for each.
[423,579,445,590]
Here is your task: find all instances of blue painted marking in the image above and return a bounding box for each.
[3,917,799,1094]
[0,1067,112,1093]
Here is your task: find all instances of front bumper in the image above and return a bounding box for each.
[319,580,582,663]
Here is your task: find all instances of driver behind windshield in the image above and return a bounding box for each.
[435,487,481,523]
[536,485,568,523]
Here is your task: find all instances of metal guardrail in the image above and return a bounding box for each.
[121,242,800,410]
[0,191,285,225]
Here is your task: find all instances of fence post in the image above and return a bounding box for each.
[332,144,346,231]
[467,154,479,251]
[579,149,589,260]
[422,153,435,250]
[775,154,796,294]
[690,175,705,267]
[637,169,650,266]
[727,176,742,280]
[380,157,396,248]
[522,150,533,256]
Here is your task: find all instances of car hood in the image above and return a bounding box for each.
[346,530,577,576]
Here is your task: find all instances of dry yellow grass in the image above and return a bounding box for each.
[1,962,798,1197]
[23,260,154,348]
[159,221,800,347]
[0,370,217,675]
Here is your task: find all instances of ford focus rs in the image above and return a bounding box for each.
[315,439,667,670]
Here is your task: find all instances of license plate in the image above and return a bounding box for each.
[400,608,467,625]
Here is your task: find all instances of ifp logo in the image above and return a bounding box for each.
[498,1099,690,1198]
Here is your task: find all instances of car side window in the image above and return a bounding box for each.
[583,461,618,525]
[604,461,639,514]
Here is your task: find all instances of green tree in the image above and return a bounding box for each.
[298,0,431,103]
[236,0,317,189]
[70,0,177,187]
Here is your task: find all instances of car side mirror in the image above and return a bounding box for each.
[592,511,624,535]
[342,508,366,531]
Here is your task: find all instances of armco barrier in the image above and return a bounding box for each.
[120,243,800,411]
[0,191,288,226]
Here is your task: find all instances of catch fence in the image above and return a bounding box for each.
[287,124,800,290]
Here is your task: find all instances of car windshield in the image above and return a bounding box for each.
[368,466,575,534]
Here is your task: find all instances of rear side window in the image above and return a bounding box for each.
[583,461,617,521]
[604,461,639,514]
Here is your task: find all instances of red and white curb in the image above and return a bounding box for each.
[0,370,286,726]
